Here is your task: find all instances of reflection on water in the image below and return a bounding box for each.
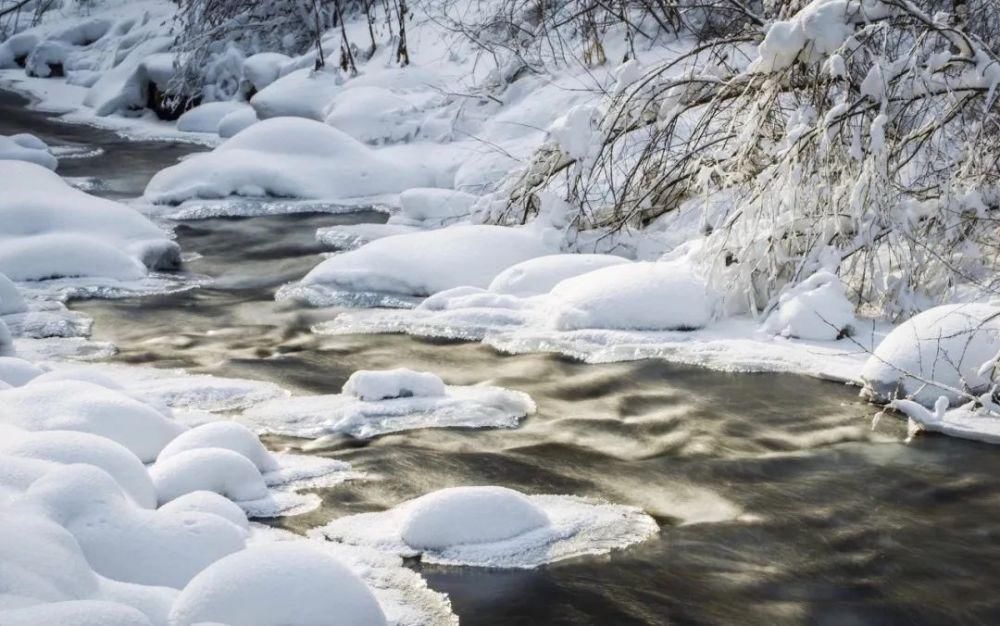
[7,88,1000,625]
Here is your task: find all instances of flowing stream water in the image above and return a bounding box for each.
[5,88,1000,625]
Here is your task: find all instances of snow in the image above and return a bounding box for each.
[280,225,555,307]
[400,486,550,550]
[176,102,252,133]
[0,601,154,626]
[861,303,1000,406]
[25,40,72,78]
[0,134,58,170]
[317,486,659,568]
[0,357,43,386]
[0,380,186,463]
[158,491,250,532]
[391,188,478,226]
[242,378,535,439]
[343,368,447,401]
[762,270,856,340]
[216,107,258,138]
[549,262,718,331]
[324,86,420,144]
[0,161,179,282]
[241,52,291,93]
[155,422,280,473]
[149,448,269,506]
[250,68,340,121]
[168,543,387,626]
[144,117,431,205]
[488,254,631,297]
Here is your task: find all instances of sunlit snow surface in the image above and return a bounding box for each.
[240,384,536,439]
[251,525,458,626]
[315,493,659,569]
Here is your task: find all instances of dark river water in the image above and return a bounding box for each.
[5,88,1000,625]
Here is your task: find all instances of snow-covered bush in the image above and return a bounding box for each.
[763,270,856,340]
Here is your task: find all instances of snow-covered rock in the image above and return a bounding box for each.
[0,357,43,386]
[216,107,258,138]
[168,543,387,626]
[144,117,429,204]
[176,101,253,133]
[317,486,658,568]
[241,52,291,93]
[25,40,72,78]
[324,86,419,144]
[488,254,631,297]
[0,33,40,69]
[549,262,717,331]
[250,68,340,120]
[281,225,554,307]
[0,273,28,316]
[0,161,179,282]
[861,303,1000,406]
[156,421,279,473]
[158,490,250,532]
[762,270,856,340]
[0,134,58,170]
[343,369,446,401]
[149,448,269,506]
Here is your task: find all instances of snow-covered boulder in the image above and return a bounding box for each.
[0,134,58,170]
[282,225,554,307]
[389,188,478,226]
[0,33,40,68]
[488,254,631,297]
[2,429,157,508]
[24,464,245,588]
[762,270,856,340]
[0,380,186,462]
[217,107,258,138]
[168,544,387,626]
[318,486,659,568]
[144,117,429,204]
[0,273,27,315]
[83,38,173,116]
[25,40,72,78]
[0,161,179,281]
[176,101,253,134]
[156,421,279,473]
[149,448,269,506]
[0,357,43,386]
[0,601,154,626]
[861,303,1000,407]
[250,68,340,120]
[158,490,249,531]
[324,86,419,144]
[241,52,291,94]
[343,368,446,401]
[549,262,717,331]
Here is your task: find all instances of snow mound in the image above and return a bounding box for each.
[401,486,550,550]
[0,134,57,170]
[0,380,186,463]
[324,86,419,144]
[0,601,154,626]
[176,102,252,133]
[158,490,250,531]
[250,68,339,120]
[23,464,245,588]
[0,356,43,386]
[0,33,39,69]
[489,254,631,297]
[319,486,658,568]
[217,107,258,138]
[343,368,446,401]
[0,161,178,282]
[280,225,554,307]
[149,448,269,506]
[0,273,28,315]
[144,117,429,205]
[156,421,280,473]
[2,429,156,508]
[390,188,478,226]
[861,303,1000,406]
[762,270,856,340]
[550,262,718,331]
[168,543,387,626]
[241,52,291,93]
[241,382,534,439]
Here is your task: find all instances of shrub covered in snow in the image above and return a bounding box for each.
[762,270,856,341]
